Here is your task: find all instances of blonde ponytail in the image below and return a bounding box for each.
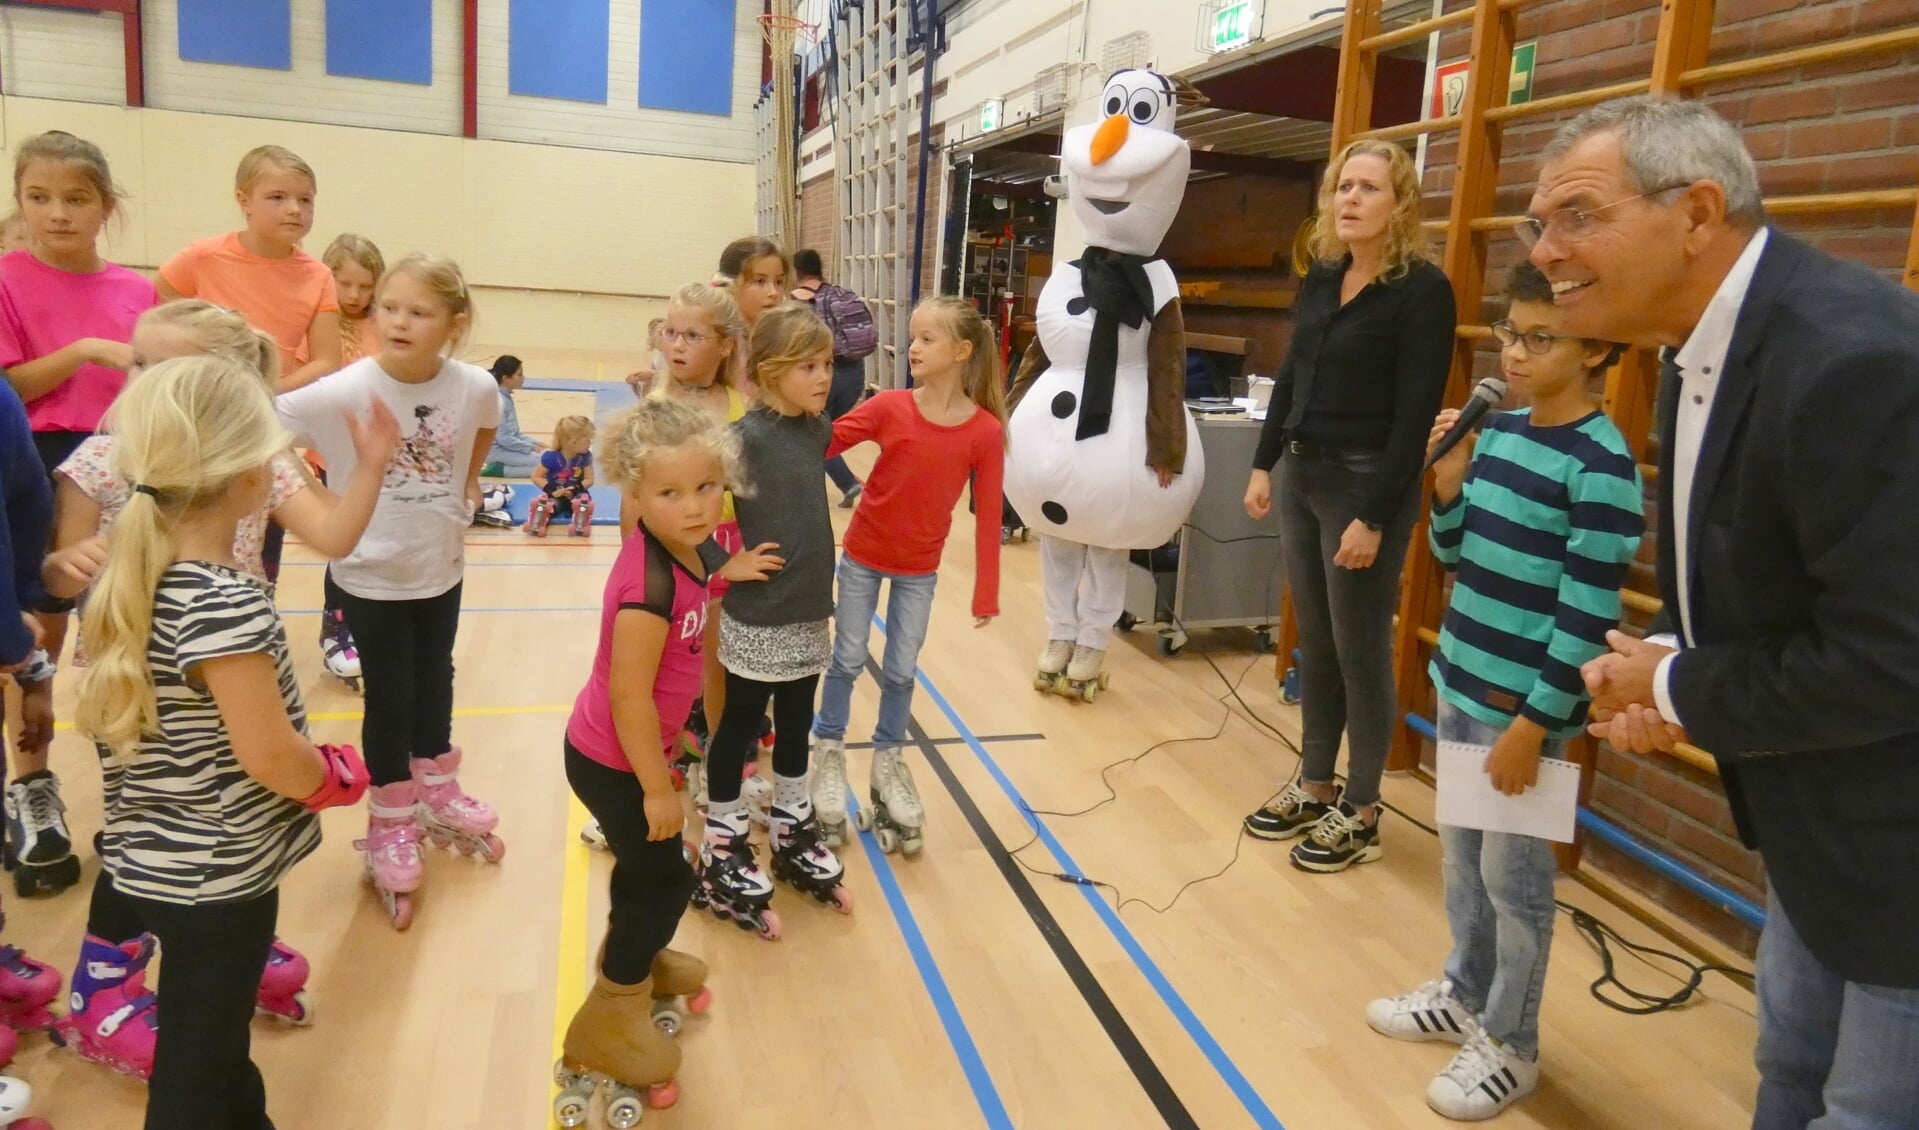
[77,356,292,760]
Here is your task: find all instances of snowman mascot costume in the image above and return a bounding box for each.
[1005,69,1205,701]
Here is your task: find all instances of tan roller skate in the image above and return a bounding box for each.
[1033,639,1074,693]
[553,976,682,1129]
[648,948,713,1036]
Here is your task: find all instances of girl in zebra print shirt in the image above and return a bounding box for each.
[69,357,371,1128]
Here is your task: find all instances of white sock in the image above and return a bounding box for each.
[774,773,811,815]
[704,798,749,841]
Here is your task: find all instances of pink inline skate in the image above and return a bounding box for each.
[412,749,505,863]
[50,934,157,1079]
[0,944,61,1033]
[356,781,425,931]
[255,938,312,1025]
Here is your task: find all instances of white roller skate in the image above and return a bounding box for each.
[811,739,849,847]
[768,795,853,913]
[411,748,506,863]
[1034,639,1074,693]
[693,805,780,940]
[471,484,514,528]
[319,609,362,694]
[579,819,607,851]
[1056,644,1110,703]
[859,746,924,857]
[0,1072,33,1126]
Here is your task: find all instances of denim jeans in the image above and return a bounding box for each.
[1276,449,1418,809]
[1753,890,1919,1130]
[1437,700,1562,1060]
[823,357,864,493]
[815,555,937,748]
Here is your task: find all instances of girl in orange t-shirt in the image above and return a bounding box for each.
[159,144,341,590]
[157,145,341,394]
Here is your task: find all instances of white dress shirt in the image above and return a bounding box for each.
[1652,227,1771,726]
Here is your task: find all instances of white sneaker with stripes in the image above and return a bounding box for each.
[1366,979,1475,1044]
[1426,1031,1539,1121]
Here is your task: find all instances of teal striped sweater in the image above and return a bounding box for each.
[1428,408,1645,737]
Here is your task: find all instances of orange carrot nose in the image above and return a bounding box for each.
[1090,113,1129,165]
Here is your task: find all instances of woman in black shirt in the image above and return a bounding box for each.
[1242,140,1457,872]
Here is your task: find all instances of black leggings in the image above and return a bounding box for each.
[564,741,696,985]
[705,671,817,804]
[130,888,280,1130]
[328,576,463,785]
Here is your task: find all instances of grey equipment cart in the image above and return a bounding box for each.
[1120,414,1284,656]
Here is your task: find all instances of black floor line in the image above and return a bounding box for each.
[870,662,1199,1130]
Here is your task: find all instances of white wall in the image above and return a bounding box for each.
[140,0,465,136]
[476,0,764,162]
[0,5,127,106]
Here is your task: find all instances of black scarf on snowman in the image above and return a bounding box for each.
[1073,245,1156,441]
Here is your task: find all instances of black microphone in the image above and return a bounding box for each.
[1423,376,1507,471]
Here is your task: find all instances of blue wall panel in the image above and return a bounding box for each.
[178,0,292,70]
[327,0,434,86]
[638,0,736,117]
[509,0,611,104]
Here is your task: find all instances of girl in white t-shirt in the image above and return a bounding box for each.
[276,254,502,931]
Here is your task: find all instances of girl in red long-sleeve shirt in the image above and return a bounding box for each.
[809,297,1005,854]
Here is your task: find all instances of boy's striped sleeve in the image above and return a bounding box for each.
[1429,490,1468,569]
[1520,452,1645,731]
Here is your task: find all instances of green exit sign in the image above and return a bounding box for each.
[1209,0,1257,53]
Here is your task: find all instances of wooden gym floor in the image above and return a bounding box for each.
[7,387,1760,1129]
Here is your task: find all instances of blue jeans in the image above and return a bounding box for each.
[815,555,936,748]
[1436,700,1563,1060]
[1753,889,1919,1130]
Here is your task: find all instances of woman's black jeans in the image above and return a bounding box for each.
[1275,448,1419,810]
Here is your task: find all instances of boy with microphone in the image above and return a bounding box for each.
[1367,262,1643,1120]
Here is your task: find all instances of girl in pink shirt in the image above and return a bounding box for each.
[559,397,741,1114]
[0,131,157,477]
[810,297,1006,854]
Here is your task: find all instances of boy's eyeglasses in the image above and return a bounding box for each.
[1513,184,1690,248]
[660,330,712,346]
[1490,321,1583,355]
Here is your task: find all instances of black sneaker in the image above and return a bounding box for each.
[838,483,863,509]
[1290,799,1383,872]
[1244,782,1340,841]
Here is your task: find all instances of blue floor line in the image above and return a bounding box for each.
[844,788,1015,1129]
[873,613,1286,1130]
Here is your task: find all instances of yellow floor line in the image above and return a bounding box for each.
[549,792,593,1129]
[49,703,576,732]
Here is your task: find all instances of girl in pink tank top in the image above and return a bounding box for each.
[559,396,761,1090]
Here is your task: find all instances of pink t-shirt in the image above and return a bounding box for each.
[0,250,157,433]
[567,528,722,773]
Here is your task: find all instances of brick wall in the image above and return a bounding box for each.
[798,171,837,270]
[1416,0,1916,954]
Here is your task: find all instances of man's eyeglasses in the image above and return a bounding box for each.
[1490,321,1582,355]
[1514,184,1690,248]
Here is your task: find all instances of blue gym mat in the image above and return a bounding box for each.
[494,482,621,527]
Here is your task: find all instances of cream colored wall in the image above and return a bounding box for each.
[0,94,753,369]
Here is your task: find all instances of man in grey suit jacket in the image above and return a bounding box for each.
[1527,96,1919,1130]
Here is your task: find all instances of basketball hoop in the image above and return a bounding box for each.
[757,14,821,55]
